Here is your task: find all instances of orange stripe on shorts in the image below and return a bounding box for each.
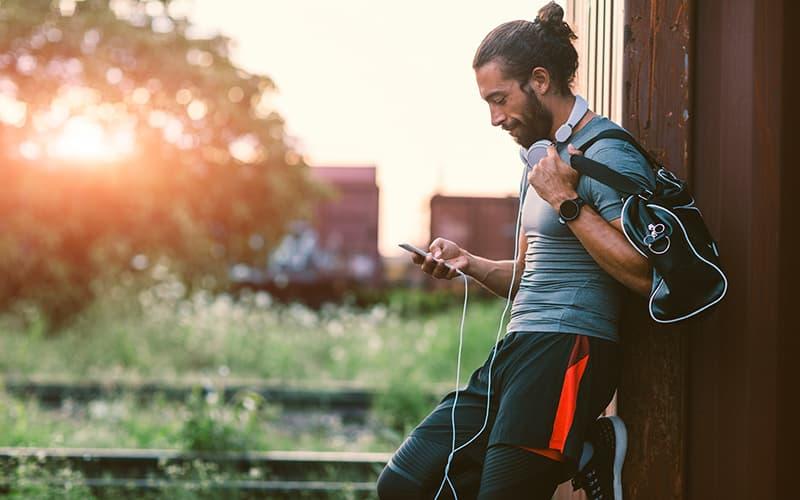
[548,335,590,452]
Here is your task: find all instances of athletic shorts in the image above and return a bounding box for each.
[408,331,619,480]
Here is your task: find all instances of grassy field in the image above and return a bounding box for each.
[0,389,396,452]
[1,283,514,450]
[0,283,519,497]
[0,284,510,390]
[0,284,518,497]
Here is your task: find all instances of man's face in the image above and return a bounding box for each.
[475,60,553,148]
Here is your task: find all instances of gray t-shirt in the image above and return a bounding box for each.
[506,116,656,342]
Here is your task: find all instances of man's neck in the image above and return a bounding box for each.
[573,109,596,136]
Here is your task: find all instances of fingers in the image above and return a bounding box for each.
[444,266,461,280]
[567,143,582,156]
[432,259,454,279]
[535,145,559,170]
[413,237,461,279]
[419,253,455,279]
[428,238,445,259]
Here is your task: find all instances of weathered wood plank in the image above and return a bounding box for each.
[620,0,691,498]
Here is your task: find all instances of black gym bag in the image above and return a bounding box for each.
[571,129,728,324]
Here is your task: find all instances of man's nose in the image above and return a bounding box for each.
[490,106,506,127]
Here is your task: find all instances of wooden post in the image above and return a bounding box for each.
[618,0,691,498]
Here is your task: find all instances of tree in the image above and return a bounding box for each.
[0,0,324,324]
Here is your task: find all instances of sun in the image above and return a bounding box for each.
[47,115,135,163]
[15,85,139,164]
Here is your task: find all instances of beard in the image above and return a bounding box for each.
[507,87,553,148]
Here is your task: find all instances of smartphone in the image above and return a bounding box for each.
[398,242,429,258]
[399,243,453,270]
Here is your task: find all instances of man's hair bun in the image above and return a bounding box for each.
[473,1,579,95]
[536,1,565,26]
[535,2,576,41]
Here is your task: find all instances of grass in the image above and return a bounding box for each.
[0,456,378,499]
[0,387,387,498]
[0,388,395,453]
[0,279,511,392]
[0,279,517,451]
[0,281,518,497]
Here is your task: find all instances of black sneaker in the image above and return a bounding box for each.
[572,415,627,500]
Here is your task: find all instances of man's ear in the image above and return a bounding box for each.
[528,67,551,95]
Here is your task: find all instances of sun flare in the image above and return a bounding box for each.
[47,116,135,162]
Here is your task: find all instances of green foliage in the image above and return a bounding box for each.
[0,387,396,452]
[0,457,374,499]
[382,286,471,317]
[0,289,512,453]
[154,460,247,500]
[1,458,95,500]
[0,282,506,389]
[179,389,274,452]
[373,372,439,436]
[0,0,325,324]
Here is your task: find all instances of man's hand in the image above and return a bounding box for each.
[409,237,469,280]
[528,144,581,209]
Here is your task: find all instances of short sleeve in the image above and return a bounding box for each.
[575,140,656,222]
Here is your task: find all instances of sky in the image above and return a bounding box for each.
[188,0,560,256]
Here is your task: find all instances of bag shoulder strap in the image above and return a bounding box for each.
[578,128,660,168]
[570,129,659,196]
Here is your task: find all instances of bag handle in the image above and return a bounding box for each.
[570,129,659,196]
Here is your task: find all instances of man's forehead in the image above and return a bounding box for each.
[476,61,515,99]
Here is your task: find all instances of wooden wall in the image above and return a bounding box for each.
[689,0,788,497]
[618,0,691,498]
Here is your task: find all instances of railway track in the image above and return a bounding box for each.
[3,378,376,418]
[1,380,407,496]
[0,447,390,498]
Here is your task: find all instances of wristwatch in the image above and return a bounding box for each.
[558,196,586,224]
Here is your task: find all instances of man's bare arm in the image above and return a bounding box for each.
[411,233,527,299]
[529,144,652,296]
[553,198,652,295]
[463,232,527,299]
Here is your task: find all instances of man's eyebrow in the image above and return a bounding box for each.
[483,91,505,102]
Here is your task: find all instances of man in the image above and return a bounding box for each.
[377,3,655,499]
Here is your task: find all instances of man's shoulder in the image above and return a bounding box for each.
[573,116,629,153]
[573,116,656,187]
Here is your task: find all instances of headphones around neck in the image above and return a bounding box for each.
[518,94,589,168]
[555,94,589,143]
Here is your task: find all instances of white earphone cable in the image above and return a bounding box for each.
[430,95,583,498]
[433,173,526,500]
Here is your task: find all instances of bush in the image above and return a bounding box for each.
[1,459,95,500]
[179,389,277,453]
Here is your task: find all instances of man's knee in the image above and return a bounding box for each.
[477,444,562,500]
[376,463,423,500]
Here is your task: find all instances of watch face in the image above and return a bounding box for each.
[560,199,580,220]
